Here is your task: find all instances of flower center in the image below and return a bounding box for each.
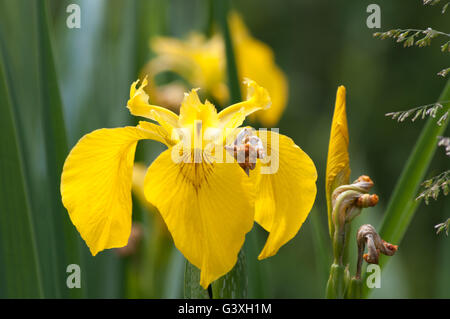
[226,128,265,176]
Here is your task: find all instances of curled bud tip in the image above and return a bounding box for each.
[382,240,398,254]
[356,194,379,208]
[357,175,372,183]
[363,253,378,264]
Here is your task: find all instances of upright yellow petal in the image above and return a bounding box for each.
[179,89,219,129]
[127,77,180,136]
[61,126,166,256]
[325,86,350,235]
[251,131,317,259]
[218,79,271,132]
[143,149,254,288]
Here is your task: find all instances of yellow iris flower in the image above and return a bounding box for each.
[60,78,316,288]
[325,86,350,235]
[144,12,288,127]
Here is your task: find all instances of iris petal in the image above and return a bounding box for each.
[251,131,317,259]
[218,79,271,132]
[61,126,166,255]
[143,149,254,288]
[127,77,180,134]
[325,86,350,234]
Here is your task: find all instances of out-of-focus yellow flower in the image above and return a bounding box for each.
[60,78,317,288]
[325,86,350,234]
[229,12,288,127]
[132,162,170,237]
[147,34,229,106]
[143,12,288,127]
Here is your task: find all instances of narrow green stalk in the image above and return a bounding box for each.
[36,0,84,298]
[347,277,362,299]
[183,250,248,299]
[215,0,241,103]
[326,190,358,298]
[0,40,43,298]
[212,250,247,298]
[326,264,350,299]
[310,209,332,293]
[206,0,215,37]
[184,261,210,299]
[362,78,450,297]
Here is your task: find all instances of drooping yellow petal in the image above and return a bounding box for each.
[229,12,288,127]
[325,86,350,235]
[61,126,166,256]
[250,131,317,260]
[143,148,254,288]
[127,77,180,137]
[218,79,271,132]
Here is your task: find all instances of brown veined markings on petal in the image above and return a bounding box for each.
[175,153,216,192]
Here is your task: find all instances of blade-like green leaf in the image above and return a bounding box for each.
[163,249,184,298]
[0,43,43,299]
[211,249,247,299]
[184,260,210,299]
[215,0,241,104]
[35,0,84,298]
[362,78,450,297]
[0,0,63,298]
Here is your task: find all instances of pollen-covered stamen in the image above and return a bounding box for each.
[226,128,265,176]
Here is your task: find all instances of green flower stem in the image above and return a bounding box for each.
[326,263,350,299]
[184,250,247,299]
[331,190,360,265]
[215,0,241,103]
[362,78,450,297]
[326,190,359,298]
[212,250,247,298]
[36,0,84,298]
[0,35,43,299]
[310,209,332,293]
[184,261,210,299]
[347,277,363,299]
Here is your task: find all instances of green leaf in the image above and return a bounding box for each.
[0,0,64,298]
[55,0,140,298]
[184,260,210,299]
[362,78,450,297]
[211,249,247,299]
[35,0,84,298]
[310,208,332,294]
[0,41,43,299]
[215,0,241,104]
[162,249,184,298]
[184,250,248,299]
[135,0,167,75]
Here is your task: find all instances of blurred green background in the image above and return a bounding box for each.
[0,0,449,298]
